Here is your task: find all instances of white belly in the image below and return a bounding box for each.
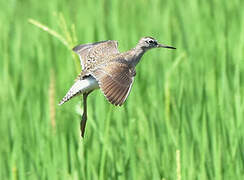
[59,76,99,105]
[76,76,99,93]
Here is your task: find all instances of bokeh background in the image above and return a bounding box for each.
[1,0,244,179]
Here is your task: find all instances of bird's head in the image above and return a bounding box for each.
[137,36,176,51]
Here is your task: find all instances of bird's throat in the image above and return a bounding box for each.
[127,47,146,67]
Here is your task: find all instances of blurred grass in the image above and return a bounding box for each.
[0,0,244,179]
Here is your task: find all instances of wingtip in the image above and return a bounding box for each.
[72,44,84,52]
[72,46,77,51]
[72,46,78,52]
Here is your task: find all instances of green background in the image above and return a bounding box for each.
[0,0,244,179]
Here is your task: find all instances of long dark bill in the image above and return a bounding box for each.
[158,43,176,49]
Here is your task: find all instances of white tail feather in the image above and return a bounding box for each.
[59,76,99,105]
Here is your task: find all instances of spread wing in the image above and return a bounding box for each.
[91,60,135,106]
[72,40,119,70]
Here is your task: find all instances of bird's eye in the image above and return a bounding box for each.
[148,40,154,44]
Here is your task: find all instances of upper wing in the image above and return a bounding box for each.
[91,60,135,106]
[72,40,119,70]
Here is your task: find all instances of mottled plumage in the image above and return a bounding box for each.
[59,37,176,137]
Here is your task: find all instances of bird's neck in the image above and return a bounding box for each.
[126,46,146,67]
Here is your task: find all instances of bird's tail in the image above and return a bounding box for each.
[58,76,99,105]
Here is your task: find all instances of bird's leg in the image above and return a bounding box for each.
[80,91,91,138]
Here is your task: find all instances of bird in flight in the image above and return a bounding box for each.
[59,37,176,138]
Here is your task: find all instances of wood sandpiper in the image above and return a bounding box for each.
[59,37,176,138]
